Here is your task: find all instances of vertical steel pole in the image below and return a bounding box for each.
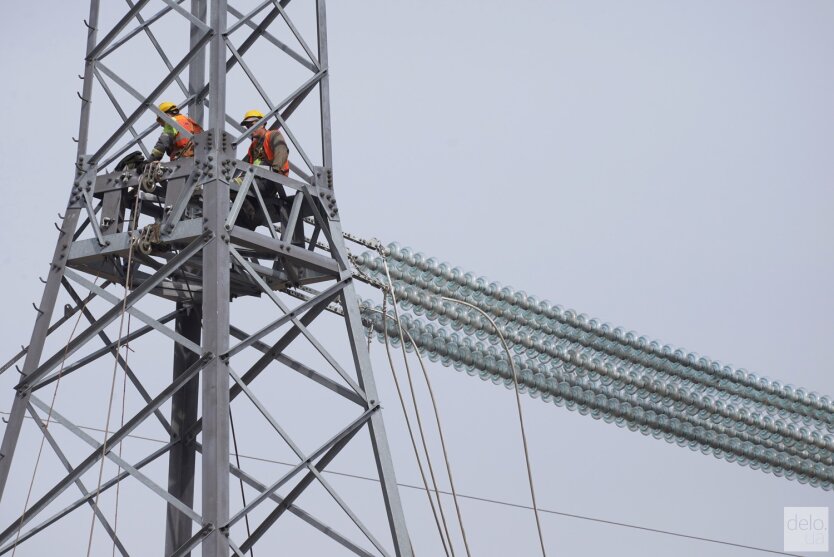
[188,0,207,128]
[316,1,413,554]
[0,0,101,499]
[201,0,230,554]
[316,0,333,170]
[165,306,202,555]
[165,3,207,554]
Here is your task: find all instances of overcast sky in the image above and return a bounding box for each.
[0,1,833,556]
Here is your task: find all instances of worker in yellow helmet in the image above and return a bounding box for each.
[234,110,292,231]
[240,110,290,176]
[149,102,203,161]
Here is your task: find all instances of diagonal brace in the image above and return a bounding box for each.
[234,330,364,406]
[21,234,206,389]
[0,354,209,549]
[229,246,365,397]
[29,397,203,525]
[27,405,131,557]
[0,441,174,555]
[33,309,182,393]
[224,277,349,358]
[215,446,375,557]
[223,396,376,529]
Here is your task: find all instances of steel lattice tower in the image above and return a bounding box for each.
[0,1,413,555]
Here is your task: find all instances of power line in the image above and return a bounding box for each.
[1,411,799,556]
[239,453,801,557]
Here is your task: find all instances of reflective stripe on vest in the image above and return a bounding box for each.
[247,130,290,176]
[171,114,203,158]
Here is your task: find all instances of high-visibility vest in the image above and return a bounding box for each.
[170,114,202,159]
[246,130,290,176]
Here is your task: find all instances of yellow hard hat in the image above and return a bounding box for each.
[240,109,265,126]
[158,101,178,114]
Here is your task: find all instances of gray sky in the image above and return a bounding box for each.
[0,1,833,556]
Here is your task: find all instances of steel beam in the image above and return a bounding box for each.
[222,392,376,529]
[0,289,99,376]
[234,70,325,146]
[127,0,190,97]
[86,0,152,61]
[96,1,187,61]
[165,1,209,552]
[330,218,414,557]
[186,293,331,441]
[316,3,412,550]
[27,405,131,557]
[61,279,174,434]
[230,226,339,276]
[68,218,203,264]
[227,4,316,72]
[220,453,375,556]
[0,357,209,547]
[91,32,212,165]
[224,277,349,357]
[0,0,102,502]
[201,1,231,555]
[165,304,203,555]
[229,325,364,406]
[61,269,202,354]
[29,397,203,524]
[0,442,175,555]
[227,367,386,553]
[33,309,182,392]
[229,247,365,396]
[270,0,320,69]
[238,424,366,554]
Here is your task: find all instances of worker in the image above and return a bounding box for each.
[240,110,290,176]
[149,102,203,161]
[235,111,298,247]
[234,110,289,230]
[239,110,304,274]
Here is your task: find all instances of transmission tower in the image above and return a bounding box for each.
[0,1,413,555]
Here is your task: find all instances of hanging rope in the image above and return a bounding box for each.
[398,325,473,557]
[10,277,101,556]
[379,252,458,555]
[230,408,255,557]
[368,306,473,557]
[85,191,142,557]
[302,240,472,554]
[110,311,132,557]
[380,295,452,557]
[443,297,548,557]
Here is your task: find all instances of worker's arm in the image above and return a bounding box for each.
[149,127,176,161]
[269,131,289,174]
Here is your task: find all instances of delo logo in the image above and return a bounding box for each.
[784,507,828,552]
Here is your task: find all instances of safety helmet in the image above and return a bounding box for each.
[240,109,265,127]
[158,101,179,114]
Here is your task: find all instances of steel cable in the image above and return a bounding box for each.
[86,192,142,557]
[396,322,473,557]
[379,295,453,557]
[441,297,548,557]
[111,311,132,557]
[230,408,255,557]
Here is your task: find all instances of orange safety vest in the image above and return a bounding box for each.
[170,114,203,159]
[246,130,290,176]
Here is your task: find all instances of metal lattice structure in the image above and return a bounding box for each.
[0,1,413,555]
